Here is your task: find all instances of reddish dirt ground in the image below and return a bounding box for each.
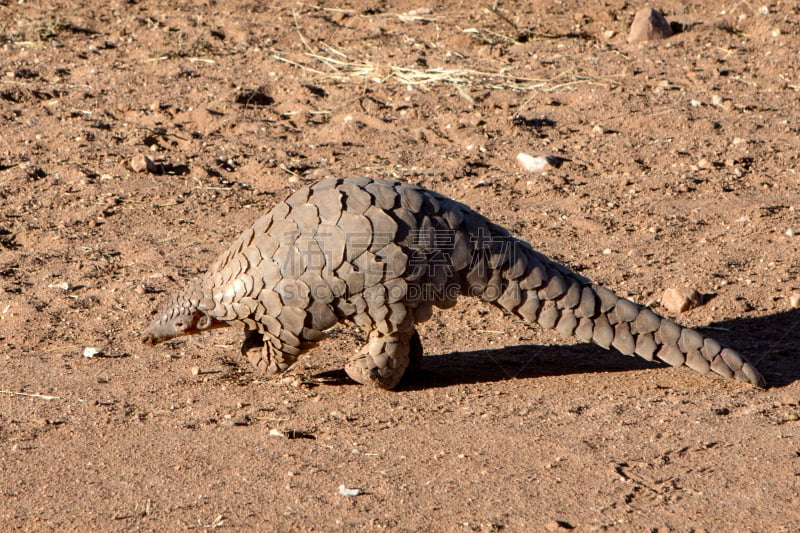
[1,1,799,531]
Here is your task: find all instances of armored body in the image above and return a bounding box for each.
[142,177,765,390]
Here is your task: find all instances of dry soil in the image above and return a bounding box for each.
[1,1,800,531]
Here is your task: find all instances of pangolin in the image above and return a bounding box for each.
[141,177,766,390]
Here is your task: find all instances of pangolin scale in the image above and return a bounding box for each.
[142,177,766,390]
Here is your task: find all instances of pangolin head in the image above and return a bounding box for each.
[141,281,224,345]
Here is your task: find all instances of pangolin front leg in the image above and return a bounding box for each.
[240,329,304,374]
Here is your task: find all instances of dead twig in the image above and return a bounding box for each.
[0,390,60,400]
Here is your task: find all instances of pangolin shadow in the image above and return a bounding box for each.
[710,307,800,388]
[313,343,667,390]
[403,343,665,391]
[313,309,800,390]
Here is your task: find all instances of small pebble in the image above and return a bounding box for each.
[400,7,432,18]
[661,287,703,314]
[516,152,565,173]
[789,294,800,308]
[190,366,201,376]
[780,394,797,406]
[130,154,158,173]
[83,347,101,358]
[269,428,285,438]
[338,485,362,497]
[545,520,574,531]
[628,7,673,43]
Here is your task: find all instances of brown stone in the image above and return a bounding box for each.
[628,8,673,44]
[661,287,703,314]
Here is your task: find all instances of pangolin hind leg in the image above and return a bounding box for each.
[345,328,420,389]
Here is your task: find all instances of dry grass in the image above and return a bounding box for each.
[273,51,618,92]
[275,5,614,93]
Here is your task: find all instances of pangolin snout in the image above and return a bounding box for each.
[140,332,157,345]
[140,320,170,345]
